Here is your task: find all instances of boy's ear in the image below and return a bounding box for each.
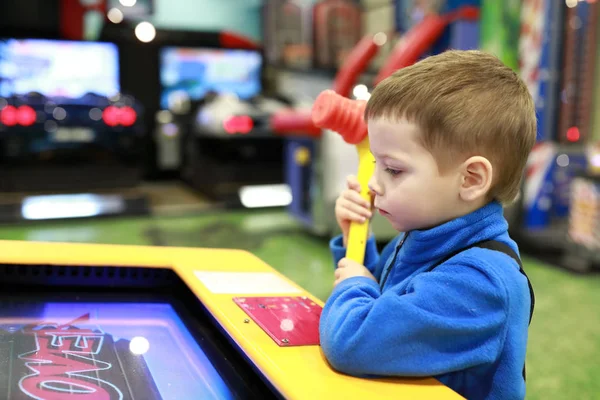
[458,156,493,202]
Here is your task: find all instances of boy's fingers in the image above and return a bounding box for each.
[346,175,361,191]
[343,191,371,209]
[342,211,367,223]
[339,200,371,219]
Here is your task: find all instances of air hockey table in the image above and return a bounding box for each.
[0,240,464,399]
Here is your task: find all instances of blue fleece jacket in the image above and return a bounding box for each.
[320,201,531,400]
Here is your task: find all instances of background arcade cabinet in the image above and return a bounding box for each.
[507,0,600,272]
[0,38,148,222]
[158,45,291,207]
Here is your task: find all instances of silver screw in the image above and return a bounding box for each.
[282,338,289,344]
[244,319,250,323]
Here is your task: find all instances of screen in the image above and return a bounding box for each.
[160,47,262,108]
[0,39,120,99]
[0,302,237,400]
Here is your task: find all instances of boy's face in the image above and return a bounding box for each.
[367,117,465,232]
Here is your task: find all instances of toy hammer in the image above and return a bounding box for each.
[311,89,373,264]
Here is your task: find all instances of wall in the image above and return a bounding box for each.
[148,0,263,41]
[87,0,263,41]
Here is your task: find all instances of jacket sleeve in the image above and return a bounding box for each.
[319,254,509,377]
[330,234,400,280]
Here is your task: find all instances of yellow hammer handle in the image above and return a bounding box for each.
[345,137,375,264]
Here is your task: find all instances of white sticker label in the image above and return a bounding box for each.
[194,271,302,294]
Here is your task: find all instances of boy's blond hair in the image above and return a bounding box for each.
[365,50,537,205]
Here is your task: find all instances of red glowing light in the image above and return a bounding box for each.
[102,106,120,127]
[223,115,253,134]
[0,105,18,126]
[119,106,137,126]
[102,106,137,127]
[566,126,580,142]
[17,105,37,126]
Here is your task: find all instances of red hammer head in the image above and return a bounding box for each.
[311,89,368,145]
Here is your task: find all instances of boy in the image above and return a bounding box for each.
[319,50,536,400]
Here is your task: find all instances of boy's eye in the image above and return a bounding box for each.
[373,160,402,176]
[385,168,402,176]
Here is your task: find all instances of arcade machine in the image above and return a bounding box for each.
[266,2,480,241]
[510,0,600,272]
[262,0,316,70]
[479,0,521,71]
[158,45,292,207]
[0,239,464,399]
[0,38,147,223]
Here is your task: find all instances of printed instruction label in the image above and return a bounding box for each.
[194,271,302,294]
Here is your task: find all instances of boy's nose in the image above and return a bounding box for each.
[368,176,383,196]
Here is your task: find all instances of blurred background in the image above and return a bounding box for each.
[0,0,598,398]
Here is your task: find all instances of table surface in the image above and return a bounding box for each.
[0,239,464,400]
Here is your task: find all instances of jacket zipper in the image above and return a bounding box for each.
[379,232,409,290]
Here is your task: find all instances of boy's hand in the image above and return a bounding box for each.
[335,175,373,246]
[334,258,377,287]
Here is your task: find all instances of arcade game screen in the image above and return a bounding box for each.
[0,39,120,100]
[0,297,261,400]
[159,47,262,108]
[0,38,143,193]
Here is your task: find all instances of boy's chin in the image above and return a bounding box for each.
[388,218,436,233]
[388,219,411,233]
[383,210,442,232]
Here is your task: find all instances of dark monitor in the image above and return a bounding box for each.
[0,38,120,100]
[159,47,262,108]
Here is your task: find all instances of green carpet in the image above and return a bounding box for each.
[0,209,597,399]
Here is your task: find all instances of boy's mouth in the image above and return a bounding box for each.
[378,208,390,217]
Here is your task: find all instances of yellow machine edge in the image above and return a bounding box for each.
[0,239,463,400]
